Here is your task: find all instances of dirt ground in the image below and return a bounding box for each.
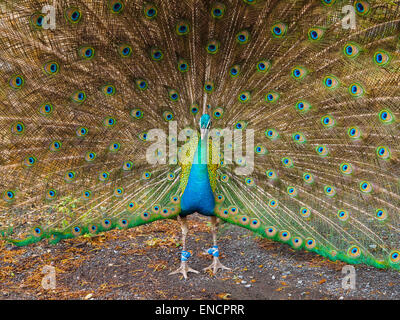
[1,214,399,300]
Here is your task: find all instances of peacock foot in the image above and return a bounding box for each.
[203,257,231,275]
[169,261,199,279]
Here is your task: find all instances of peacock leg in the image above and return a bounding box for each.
[203,216,231,274]
[169,215,199,279]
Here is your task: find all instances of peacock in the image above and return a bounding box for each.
[0,0,399,280]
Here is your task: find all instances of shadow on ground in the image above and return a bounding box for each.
[1,214,399,300]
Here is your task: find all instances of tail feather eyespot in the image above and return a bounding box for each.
[236,30,250,45]
[308,27,325,41]
[323,75,340,90]
[11,122,25,135]
[265,91,280,103]
[256,60,271,73]
[343,42,361,59]
[279,230,291,242]
[119,218,129,229]
[30,12,44,29]
[141,212,151,221]
[249,219,260,229]
[324,185,336,197]
[102,219,112,229]
[39,103,53,116]
[65,7,82,23]
[229,64,241,78]
[238,91,251,103]
[99,171,110,182]
[291,66,308,80]
[150,47,163,61]
[127,201,137,211]
[337,210,349,221]
[78,46,95,60]
[265,226,277,238]
[23,155,37,168]
[271,22,287,38]
[9,75,24,89]
[118,44,132,58]
[268,199,279,209]
[33,227,43,237]
[88,224,98,234]
[177,58,190,72]
[348,82,365,98]
[378,109,395,124]
[303,173,314,184]
[374,50,390,66]
[375,208,387,221]
[143,3,157,19]
[72,226,82,236]
[291,237,303,248]
[3,190,16,202]
[354,1,370,16]
[176,21,190,35]
[206,40,220,54]
[299,207,311,218]
[389,251,400,264]
[266,169,277,180]
[43,61,59,75]
[239,215,250,225]
[108,0,124,14]
[305,238,316,250]
[211,3,226,19]
[71,90,86,103]
[101,84,116,96]
[347,245,361,258]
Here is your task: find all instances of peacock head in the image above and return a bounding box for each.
[200,113,211,140]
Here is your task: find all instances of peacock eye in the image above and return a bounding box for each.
[354,0,370,16]
[265,91,280,103]
[236,30,250,44]
[323,74,340,90]
[65,7,82,23]
[109,0,124,14]
[9,74,24,89]
[118,44,132,58]
[374,50,390,66]
[348,82,365,98]
[211,3,226,18]
[144,4,157,19]
[43,61,59,75]
[150,47,163,61]
[343,42,361,59]
[206,40,220,54]
[308,27,325,41]
[291,66,308,80]
[176,21,190,35]
[271,22,287,38]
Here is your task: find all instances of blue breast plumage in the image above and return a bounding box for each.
[180,138,215,216]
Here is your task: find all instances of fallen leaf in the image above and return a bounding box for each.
[217,293,231,300]
[84,293,93,300]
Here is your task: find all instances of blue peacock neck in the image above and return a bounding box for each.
[180,135,216,217]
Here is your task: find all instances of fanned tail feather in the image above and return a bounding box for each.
[0,0,399,270]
